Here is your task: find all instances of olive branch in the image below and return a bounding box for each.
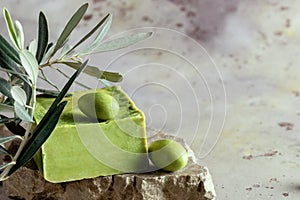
[0,3,152,180]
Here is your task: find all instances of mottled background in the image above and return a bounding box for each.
[1,0,300,199]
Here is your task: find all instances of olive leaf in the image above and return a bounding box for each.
[0,47,21,74]
[0,58,30,88]
[22,81,32,105]
[0,34,21,65]
[14,20,24,50]
[0,77,12,100]
[0,114,25,136]
[19,50,39,84]
[11,86,27,106]
[13,101,32,122]
[68,13,111,56]
[0,135,22,145]
[79,32,153,55]
[36,12,49,63]
[28,39,38,56]
[40,43,55,64]
[3,8,19,49]
[3,122,26,137]
[11,86,32,122]
[62,61,123,82]
[52,3,88,56]
[89,14,112,48]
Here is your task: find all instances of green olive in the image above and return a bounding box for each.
[148,139,188,172]
[78,92,119,120]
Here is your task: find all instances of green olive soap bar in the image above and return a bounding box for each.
[34,86,149,183]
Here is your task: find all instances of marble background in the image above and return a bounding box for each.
[1,0,300,199]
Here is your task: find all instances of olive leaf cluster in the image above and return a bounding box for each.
[0,3,152,180]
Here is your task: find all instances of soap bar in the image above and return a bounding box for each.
[34,86,149,183]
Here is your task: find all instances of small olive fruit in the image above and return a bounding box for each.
[78,92,119,120]
[148,139,188,172]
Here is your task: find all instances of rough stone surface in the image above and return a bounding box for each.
[0,184,9,200]
[2,130,216,200]
[3,161,215,200]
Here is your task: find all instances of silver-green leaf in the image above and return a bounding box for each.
[62,61,123,82]
[28,39,38,56]
[91,14,112,46]
[52,3,88,56]
[14,20,24,50]
[3,8,18,49]
[19,50,39,84]
[79,14,112,55]
[80,32,152,55]
[64,13,111,56]
[14,101,32,122]
[40,44,55,65]
[11,86,27,106]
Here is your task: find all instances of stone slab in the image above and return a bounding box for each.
[3,160,215,200]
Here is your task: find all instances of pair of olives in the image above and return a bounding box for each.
[78,92,119,120]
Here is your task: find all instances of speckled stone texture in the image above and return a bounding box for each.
[3,161,215,200]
